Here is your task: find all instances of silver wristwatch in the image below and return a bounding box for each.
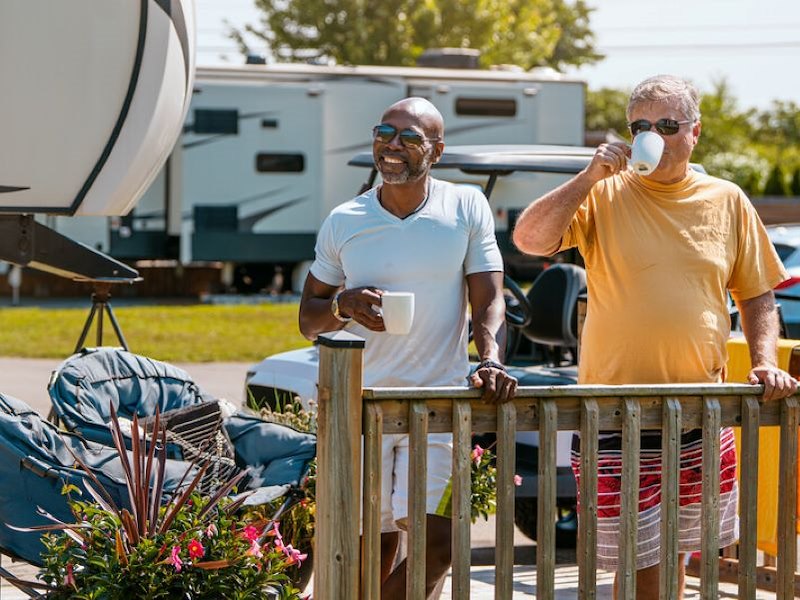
[331,291,352,322]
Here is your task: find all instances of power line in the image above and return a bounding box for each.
[600,23,800,34]
[599,40,800,52]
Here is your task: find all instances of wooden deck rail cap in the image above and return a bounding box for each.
[363,383,771,399]
[317,331,366,349]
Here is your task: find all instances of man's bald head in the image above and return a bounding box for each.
[382,97,444,140]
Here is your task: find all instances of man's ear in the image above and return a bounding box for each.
[692,120,702,145]
[432,141,445,164]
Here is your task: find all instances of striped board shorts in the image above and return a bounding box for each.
[571,427,739,571]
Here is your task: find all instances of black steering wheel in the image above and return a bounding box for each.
[503,274,533,329]
[467,275,533,355]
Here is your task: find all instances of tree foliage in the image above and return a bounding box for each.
[585,87,630,138]
[231,0,602,71]
[691,78,755,164]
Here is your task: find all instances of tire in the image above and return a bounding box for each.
[514,497,539,541]
[513,498,578,548]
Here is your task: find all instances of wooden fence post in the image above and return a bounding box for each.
[316,331,365,600]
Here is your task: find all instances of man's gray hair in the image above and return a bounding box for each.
[627,75,701,123]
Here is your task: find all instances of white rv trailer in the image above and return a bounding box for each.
[88,63,584,290]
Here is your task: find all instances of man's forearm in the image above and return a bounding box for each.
[471,296,507,363]
[738,291,780,367]
[298,297,345,340]
[512,170,598,256]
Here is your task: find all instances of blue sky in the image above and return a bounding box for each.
[195,0,800,110]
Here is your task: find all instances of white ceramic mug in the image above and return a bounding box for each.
[380,292,415,335]
[629,130,665,176]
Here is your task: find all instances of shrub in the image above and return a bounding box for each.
[702,151,769,196]
[27,409,303,599]
[763,165,789,196]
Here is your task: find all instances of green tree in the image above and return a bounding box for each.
[231,0,602,70]
[585,87,630,138]
[692,78,755,164]
[763,165,788,196]
[791,168,800,196]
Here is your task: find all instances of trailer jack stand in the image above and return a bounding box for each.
[73,278,141,353]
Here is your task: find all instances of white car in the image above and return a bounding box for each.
[766,224,800,338]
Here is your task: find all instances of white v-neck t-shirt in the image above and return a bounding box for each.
[311,177,503,388]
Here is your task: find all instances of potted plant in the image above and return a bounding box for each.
[21,408,305,599]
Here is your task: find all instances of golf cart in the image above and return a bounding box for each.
[245,144,614,544]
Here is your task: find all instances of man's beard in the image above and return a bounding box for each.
[379,149,434,185]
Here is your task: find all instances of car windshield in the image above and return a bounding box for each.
[774,243,800,267]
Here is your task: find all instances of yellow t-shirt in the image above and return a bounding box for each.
[560,169,787,385]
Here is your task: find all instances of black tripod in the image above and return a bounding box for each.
[73,279,139,353]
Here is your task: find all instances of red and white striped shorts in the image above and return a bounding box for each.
[571,427,739,571]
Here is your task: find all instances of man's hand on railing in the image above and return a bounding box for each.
[747,365,798,401]
[469,360,518,403]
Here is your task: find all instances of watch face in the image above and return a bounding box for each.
[332,293,350,322]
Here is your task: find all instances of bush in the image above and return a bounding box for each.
[791,168,800,196]
[702,151,769,196]
[763,165,789,196]
[31,410,303,599]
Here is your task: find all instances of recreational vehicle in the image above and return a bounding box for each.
[66,63,586,291]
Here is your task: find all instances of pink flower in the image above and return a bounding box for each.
[471,444,485,465]
[514,474,523,486]
[246,539,263,558]
[188,539,205,561]
[264,522,282,541]
[169,545,183,573]
[64,563,76,587]
[205,523,218,538]
[242,525,260,542]
[281,543,308,566]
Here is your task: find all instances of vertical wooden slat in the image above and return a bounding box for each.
[619,398,640,600]
[777,397,799,600]
[537,399,558,599]
[408,400,428,599]
[660,398,682,600]
[496,402,517,600]
[363,403,383,600]
[738,396,760,600]
[316,334,365,600]
[452,400,472,600]
[578,399,599,600]
[701,398,721,599]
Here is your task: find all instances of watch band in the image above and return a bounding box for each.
[477,359,507,372]
[331,291,352,323]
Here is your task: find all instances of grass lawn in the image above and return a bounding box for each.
[0,303,311,362]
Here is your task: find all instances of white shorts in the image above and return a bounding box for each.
[379,433,453,532]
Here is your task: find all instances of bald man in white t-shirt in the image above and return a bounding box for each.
[299,97,517,597]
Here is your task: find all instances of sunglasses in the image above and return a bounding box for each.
[372,124,441,147]
[628,118,694,136]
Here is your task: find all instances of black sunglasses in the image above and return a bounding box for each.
[372,124,441,147]
[628,118,694,136]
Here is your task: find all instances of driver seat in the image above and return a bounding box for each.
[521,263,587,363]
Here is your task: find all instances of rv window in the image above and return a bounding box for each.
[455,98,517,117]
[256,153,305,173]
[194,109,239,134]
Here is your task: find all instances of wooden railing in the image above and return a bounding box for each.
[314,332,800,599]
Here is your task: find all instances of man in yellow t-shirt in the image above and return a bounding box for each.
[513,74,797,599]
